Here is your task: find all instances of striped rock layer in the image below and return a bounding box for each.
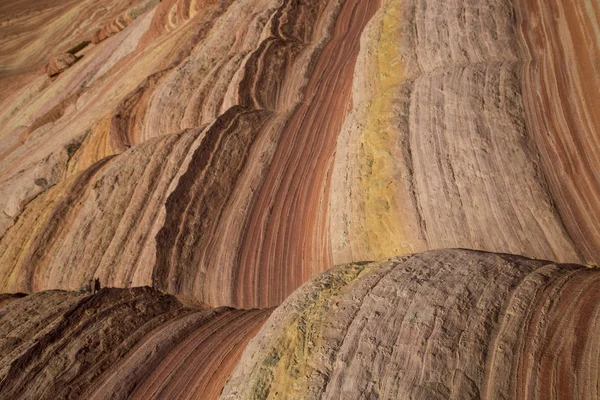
[0,287,272,400]
[223,249,600,400]
[0,0,378,309]
[0,0,599,308]
[331,0,600,266]
[1,0,599,312]
[0,0,598,399]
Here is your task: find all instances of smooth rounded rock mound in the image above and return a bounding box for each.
[222,249,600,400]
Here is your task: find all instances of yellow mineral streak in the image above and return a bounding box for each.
[249,263,374,398]
[3,186,61,290]
[68,116,114,175]
[360,0,413,259]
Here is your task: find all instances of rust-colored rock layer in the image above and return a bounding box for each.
[0,287,271,400]
[3,0,598,311]
[516,0,600,262]
[223,249,600,399]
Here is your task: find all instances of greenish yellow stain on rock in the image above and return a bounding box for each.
[360,0,414,260]
[248,262,376,399]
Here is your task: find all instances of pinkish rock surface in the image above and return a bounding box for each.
[0,0,598,398]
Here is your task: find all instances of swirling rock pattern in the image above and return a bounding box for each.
[223,249,600,399]
[330,0,598,265]
[0,286,272,400]
[0,0,380,309]
[0,0,149,77]
[0,0,598,398]
[1,0,599,307]
[516,0,600,262]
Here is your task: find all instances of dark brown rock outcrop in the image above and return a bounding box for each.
[0,287,271,400]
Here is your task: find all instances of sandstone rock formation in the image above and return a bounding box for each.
[0,0,381,309]
[330,0,597,266]
[223,249,600,399]
[0,287,271,399]
[46,53,79,77]
[0,0,149,78]
[0,0,598,398]
[516,0,600,263]
[1,0,599,311]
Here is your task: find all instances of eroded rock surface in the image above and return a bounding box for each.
[0,287,271,400]
[2,0,598,311]
[0,0,598,398]
[46,53,79,77]
[330,0,598,266]
[515,0,600,262]
[223,249,600,399]
[0,0,379,309]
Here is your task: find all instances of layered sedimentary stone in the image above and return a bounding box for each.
[2,0,599,310]
[0,287,271,400]
[223,249,600,399]
[0,0,598,397]
[330,0,596,266]
[0,0,379,309]
[515,0,600,264]
[0,0,150,77]
[0,0,237,237]
[46,53,78,77]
